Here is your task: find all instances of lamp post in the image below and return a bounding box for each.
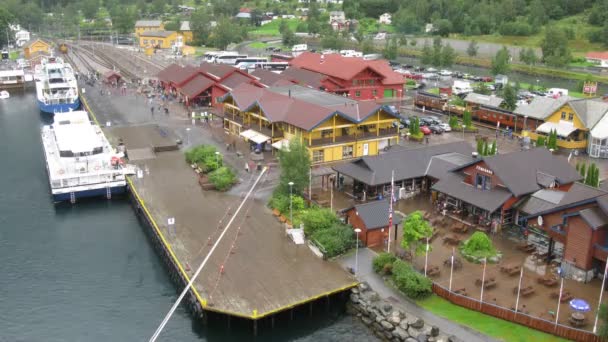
[462,124,466,140]
[185,127,190,146]
[354,228,361,277]
[215,151,220,167]
[288,181,294,225]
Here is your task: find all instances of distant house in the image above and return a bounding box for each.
[138,31,178,49]
[135,20,164,38]
[379,13,392,25]
[586,51,608,68]
[328,11,345,24]
[494,74,508,86]
[344,200,403,248]
[236,8,252,19]
[23,39,51,59]
[14,30,30,47]
[425,23,435,33]
[179,21,193,43]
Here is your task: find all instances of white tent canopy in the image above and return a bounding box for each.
[591,114,608,140]
[271,139,290,151]
[239,129,270,144]
[535,121,577,138]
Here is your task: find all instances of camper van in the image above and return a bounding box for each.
[452,80,473,96]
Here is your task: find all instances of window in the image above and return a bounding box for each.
[372,89,377,97]
[561,111,566,119]
[143,39,148,44]
[475,173,492,190]
[369,79,375,85]
[355,90,361,97]
[568,113,574,121]
[353,80,359,86]
[342,145,353,158]
[321,130,332,138]
[313,149,325,163]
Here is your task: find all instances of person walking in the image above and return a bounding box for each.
[150,106,155,117]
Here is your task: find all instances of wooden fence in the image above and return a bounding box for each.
[432,283,602,342]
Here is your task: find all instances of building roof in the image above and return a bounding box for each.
[568,98,608,129]
[464,93,503,108]
[221,72,254,90]
[179,74,215,98]
[23,38,50,49]
[579,207,608,229]
[289,52,404,85]
[468,148,582,197]
[282,67,326,89]
[332,142,473,186]
[251,69,294,87]
[139,30,176,38]
[432,173,514,212]
[514,96,572,120]
[586,51,608,61]
[135,20,163,27]
[180,21,191,31]
[517,182,607,216]
[157,63,183,83]
[349,200,403,229]
[199,62,237,80]
[223,83,397,131]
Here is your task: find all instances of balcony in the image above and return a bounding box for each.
[549,225,567,243]
[308,127,398,147]
[224,115,282,139]
[526,131,588,149]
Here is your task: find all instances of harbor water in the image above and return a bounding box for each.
[0,90,377,341]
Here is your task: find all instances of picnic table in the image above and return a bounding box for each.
[550,290,573,303]
[444,256,463,269]
[537,275,559,287]
[450,222,468,234]
[426,265,440,277]
[512,285,535,297]
[500,263,522,276]
[443,234,462,245]
[570,312,587,327]
[475,277,497,289]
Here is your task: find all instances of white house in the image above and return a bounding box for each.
[379,13,392,25]
[14,30,30,47]
[328,11,345,24]
[586,51,608,68]
[425,23,436,33]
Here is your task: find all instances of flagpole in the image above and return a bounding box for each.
[387,170,394,253]
[593,256,608,333]
[424,237,429,277]
[514,266,524,314]
[449,247,455,291]
[480,258,487,309]
[555,276,564,329]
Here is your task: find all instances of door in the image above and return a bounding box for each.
[363,143,369,156]
[383,89,394,98]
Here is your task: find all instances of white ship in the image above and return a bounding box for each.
[34,57,80,114]
[41,111,127,203]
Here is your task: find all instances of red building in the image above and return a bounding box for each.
[344,200,402,248]
[156,63,263,107]
[289,52,405,100]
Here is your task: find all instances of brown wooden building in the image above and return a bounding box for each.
[344,200,402,248]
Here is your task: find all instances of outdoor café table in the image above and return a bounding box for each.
[501,264,521,276]
[572,312,585,321]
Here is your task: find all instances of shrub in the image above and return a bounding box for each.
[460,232,497,259]
[269,193,290,213]
[208,167,237,191]
[312,223,355,258]
[301,207,338,236]
[185,145,221,173]
[391,259,432,299]
[373,252,397,274]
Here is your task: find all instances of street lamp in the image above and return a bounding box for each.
[215,151,220,167]
[288,181,294,225]
[462,124,466,140]
[185,127,190,146]
[354,228,362,277]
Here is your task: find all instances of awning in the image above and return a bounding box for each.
[591,115,608,140]
[536,121,577,138]
[271,139,290,150]
[239,129,270,144]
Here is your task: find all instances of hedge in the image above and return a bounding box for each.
[372,254,432,300]
[311,223,355,258]
[372,252,397,274]
[208,166,237,191]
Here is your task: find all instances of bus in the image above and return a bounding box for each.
[270,53,294,62]
[234,57,268,69]
[202,51,222,63]
[215,53,248,65]
[253,62,289,71]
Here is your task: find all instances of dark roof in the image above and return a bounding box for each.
[431,173,514,212]
[598,195,608,214]
[454,148,582,197]
[579,207,608,229]
[332,142,473,186]
[157,63,182,83]
[536,172,556,188]
[140,30,175,38]
[179,74,215,98]
[350,200,403,229]
[282,67,326,89]
[251,69,294,87]
[199,62,237,80]
[221,72,254,90]
[517,182,607,216]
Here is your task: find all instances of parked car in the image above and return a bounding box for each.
[453,72,464,78]
[429,125,444,134]
[400,117,411,127]
[419,117,434,126]
[388,60,400,67]
[438,122,452,132]
[420,125,432,135]
[392,121,405,129]
[422,116,441,125]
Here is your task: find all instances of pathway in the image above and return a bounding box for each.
[338,248,499,342]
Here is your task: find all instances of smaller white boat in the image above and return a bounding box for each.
[0,90,9,99]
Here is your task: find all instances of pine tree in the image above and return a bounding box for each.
[477,139,484,155]
[586,164,593,186]
[483,141,489,156]
[490,140,497,155]
[536,136,545,147]
[576,161,580,173]
[580,163,587,179]
[463,110,472,128]
[592,163,599,187]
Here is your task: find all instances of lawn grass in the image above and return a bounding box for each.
[249,41,268,49]
[9,51,19,60]
[417,296,568,342]
[427,88,439,95]
[251,19,299,36]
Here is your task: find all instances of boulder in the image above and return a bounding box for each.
[435,335,449,342]
[416,333,428,342]
[361,317,373,325]
[382,303,393,314]
[350,294,360,303]
[392,327,410,341]
[359,282,370,292]
[408,327,423,338]
[448,335,463,342]
[352,287,360,295]
[381,320,395,331]
[399,319,409,330]
[373,322,383,331]
[406,315,425,329]
[388,312,402,326]
[405,338,418,342]
[430,326,440,337]
[369,291,381,302]
[384,331,394,340]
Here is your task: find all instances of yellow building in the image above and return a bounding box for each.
[529,98,608,150]
[179,21,193,43]
[139,31,179,49]
[23,39,51,59]
[135,20,164,37]
[221,84,401,164]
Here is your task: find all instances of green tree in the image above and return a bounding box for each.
[474,83,491,95]
[463,110,472,128]
[421,42,433,65]
[434,19,452,37]
[191,9,212,45]
[466,40,478,57]
[0,8,13,46]
[520,48,538,66]
[580,162,587,179]
[81,0,99,19]
[383,37,398,60]
[576,161,580,173]
[151,0,164,15]
[320,32,345,50]
[491,46,511,75]
[536,135,546,147]
[360,39,375,54]
[502,84,517,111]
[449,115,459,130]
[528,0,548,26]
[490,140,497,155]
[393,8,419,34]
[211,17,240,49]
[477,139,484,155]
[431,37,442,66]
[278,20,289,35]
[400,211,433,256]
[276,137,311,197]
[111,5,137,34]
[409,116,420,135]
[482,140,489,156]
[541,26,572,67]
[440,43,456,67]
[164,19,181,32]
[282,28,299,47]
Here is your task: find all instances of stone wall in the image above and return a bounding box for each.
[347,283,460,342]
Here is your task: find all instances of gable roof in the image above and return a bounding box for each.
[289,52,404,85]
[514,96,572,120]
[221,72,255,90]
[579,207,608,229]
[135,20,163,27]
[199,62,238,80]
[464,93,504,108]
[332,142,473,186]
[251,69,296,87]
[453,148,582,197]
[431,172,513,212]
[517,182,607,216]
[282,67,326,88]
[568,98,608,129]
[140,30,175,38]
[24,38,50,49]
[349,200,403,229]
[179,74,215,98]
[586,51,608,61]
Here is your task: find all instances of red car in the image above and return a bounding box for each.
[481,76,493,82]
[420,126,432,135]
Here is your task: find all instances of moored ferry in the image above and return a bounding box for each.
[34,57,79,113]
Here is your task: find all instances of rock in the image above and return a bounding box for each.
[409,317,425,329]
[375,314,384,323]
[381,320,395,331]
[359,282,370,292]
[399,319,409,330]
[408,327,422,338]
[388,313,402,326]
[417,333,428,342]
[405,338,418,342]
[435,335,449,342]
[393,327,410,341]
[350,293,360,303]
[448,335,463,342]
[430,326,440,337]
[362,317,372,325]
[373,322,383,331]
[383,303,393,313]
[421,325,433,336]
[369,291,381,302]
[357,313,362,318]
[352,287,360,294]
[384,331,394,340]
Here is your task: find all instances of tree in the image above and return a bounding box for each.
[491,46,511,75]
[490,140,497,155]
[502,84,517,111]
[0,8,13,47]
[111,6,137,34]
[474,83,491,95]
[360,39,375,54]
[151,0,165,15]
[409,116,420,135]
[211,17,240,50]
[421,42,433,65]
[449,116,459,130]
[191,9,212,45]
[528,0,548,26]
[467,40,478,57]
[164,19,181,32]
[541,26,572,67]
[276,137,311,197]
[383,37,398,60]
[282,28,299,47]
[440,44,456,67]
[278,20,289,35]
[520,48,538,66]
[536,136,546,147]
[81,0,99,19]
[580,162,587,180]
[400,211,433,256]
[434,19,452,37]
[463,110,472,128]
[431,37,442,67]
[393,8,419,34]
[477,139,484,155]
[320,32,345,50]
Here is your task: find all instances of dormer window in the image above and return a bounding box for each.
[475,173,492,190]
